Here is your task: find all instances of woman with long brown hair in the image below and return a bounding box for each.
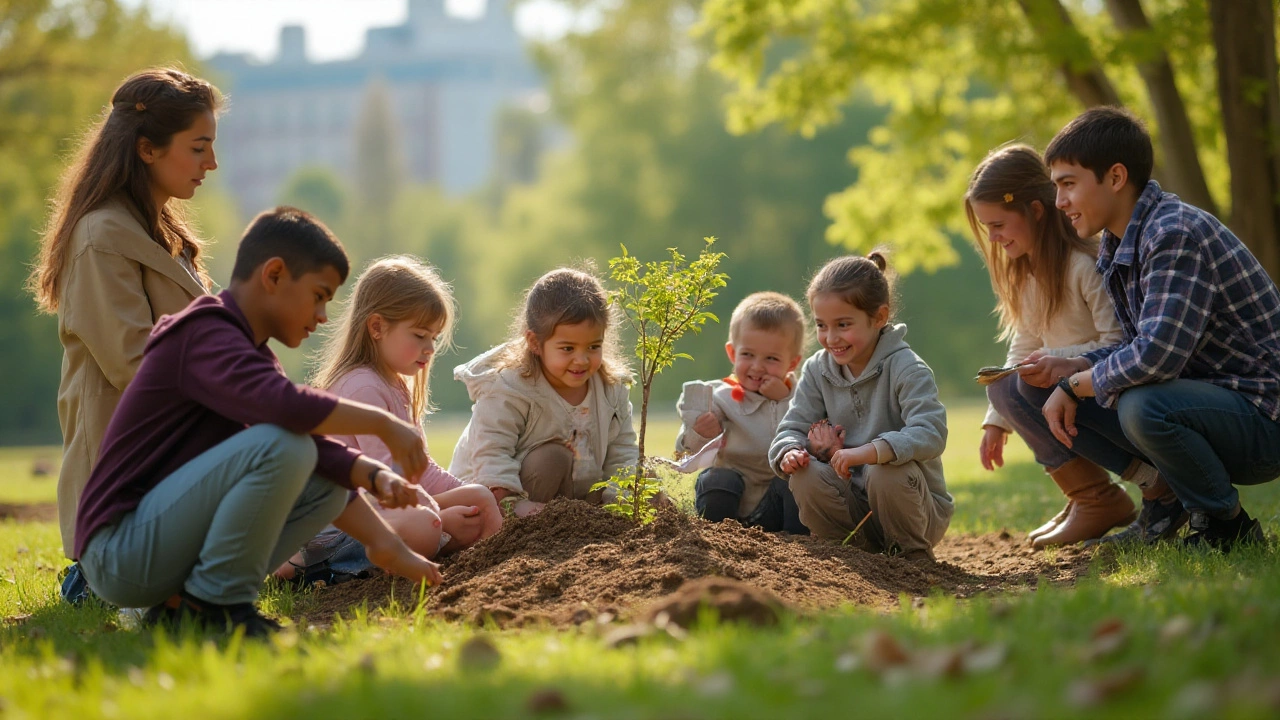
[28,68,220,601]
[965,144,1183,548]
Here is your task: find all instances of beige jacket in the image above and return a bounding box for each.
[448,344,639,497]
[983,249,1123,430]
[55,199,207,556]
[676,379,791,517]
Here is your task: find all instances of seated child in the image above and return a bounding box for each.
[74,207,439,637]
[769,252,954,560]
[676,292,808,533]
[449,267,638,515]
[275,256,502,581]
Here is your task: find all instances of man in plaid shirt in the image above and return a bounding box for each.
[1027,107,1280,551]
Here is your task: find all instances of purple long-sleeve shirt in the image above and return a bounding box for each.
[73,291,360,559]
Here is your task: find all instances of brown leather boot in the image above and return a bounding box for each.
[1033,458,1138,549]
[1027,500,1072,542]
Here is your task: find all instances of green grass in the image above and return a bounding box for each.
[2,403,1280,719]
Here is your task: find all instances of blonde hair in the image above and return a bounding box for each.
[729,291,806,356]
[964,143,1097,340]
[806,250,897,318]
[312,256,456,420]
[29,68,219,312]
[493,266,630,386]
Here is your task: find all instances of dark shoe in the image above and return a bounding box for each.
[1088,496,1190,547]
[59,563,93,606]
[144,591,282,638]
[1182,509,1265,552]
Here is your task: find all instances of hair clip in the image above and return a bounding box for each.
[135,102,146,112]
[1003,193,1014,203]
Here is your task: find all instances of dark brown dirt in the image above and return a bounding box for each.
[297,499,1091,628]
[0,503,57,523]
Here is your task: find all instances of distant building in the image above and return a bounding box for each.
[207,0,541,217]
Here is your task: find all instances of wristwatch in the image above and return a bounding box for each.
[1056,376,1081,404]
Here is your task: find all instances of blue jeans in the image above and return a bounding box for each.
[1017,380,1146,475]
[1022,379,1280,518]
[987,374,1075,469]
[79,425,348,607]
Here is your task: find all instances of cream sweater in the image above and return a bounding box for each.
[983,250,1123,431]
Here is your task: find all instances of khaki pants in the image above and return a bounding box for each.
[789,460,949,557]
[519,442,602,503]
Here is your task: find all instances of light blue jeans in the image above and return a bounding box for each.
[79,425,348,607]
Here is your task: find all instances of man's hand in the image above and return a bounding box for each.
[831,444,877,479]
[807,420,846,463]
[780,448,810,475]
[758,375,791,401]
[1018,352,1089,389]
[979,425,1008,471]
[692,411,723,439]
[379,415,429,481]
[372,470,422,509]
[1043,387,1079,447]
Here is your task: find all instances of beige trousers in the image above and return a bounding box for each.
[519,442,602,503]
[789,460,949,557]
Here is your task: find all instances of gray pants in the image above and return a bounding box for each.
[789,459,949,556]
[79,424,348,607]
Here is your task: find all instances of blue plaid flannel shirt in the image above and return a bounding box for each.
[1081,181,1280,420]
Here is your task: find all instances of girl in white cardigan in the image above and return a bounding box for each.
[450,267,638,517]
[966,145,1178,548]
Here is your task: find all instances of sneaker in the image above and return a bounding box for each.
[144,591,282,638]
[59,563,94,606]
[1182,509,1266,552]
[1088,497,1190,547]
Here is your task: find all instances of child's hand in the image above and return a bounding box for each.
[692,411,723,439]
[365,541,442,587]
[979,425,1008,471]
[830,446,874,479]
[373,470,421,509]
[381,416,429,481]
[780,448,810,475]
[758,375,791,401]
[807,420,845,463]
[440,505,486,546]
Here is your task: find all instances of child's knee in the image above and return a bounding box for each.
[391,506,443,558]
[695,468,745,496]
[519,442,574,500]
[788,462,832,502]
[866,462,927,502]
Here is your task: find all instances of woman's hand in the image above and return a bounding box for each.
[979,425,1008,471]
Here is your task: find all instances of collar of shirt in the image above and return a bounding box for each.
[1099,180,1165,269]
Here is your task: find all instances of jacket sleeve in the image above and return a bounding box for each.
[768,355,826,475]
[876,356,948,464]
[457,387,531,494]
[675,380,717,454]
[60,247,157,390]
[603,385,639,481]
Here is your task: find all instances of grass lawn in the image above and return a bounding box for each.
[2,402,1279,719]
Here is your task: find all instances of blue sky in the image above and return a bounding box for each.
[120,0,575,62]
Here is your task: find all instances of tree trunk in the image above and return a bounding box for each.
[1017,0,1123,108]
[1105,0,1218,216]
[635,381,651,518]
[1209,0,1280,280]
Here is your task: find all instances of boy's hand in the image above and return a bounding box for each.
[807,420,845,463]
[364,540,442,587]
[692,411,723,439]
[1043,387,1079,448]
[780,448,810,475]
[1018,353,1089,389]
[979,425,1008,471]
[758,375,790,401]
[831,445,876,479]
[381,415,429,481]
[373,470,421,509]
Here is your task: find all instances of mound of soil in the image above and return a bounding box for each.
[298,499,1089,628]
[0,503,57,523]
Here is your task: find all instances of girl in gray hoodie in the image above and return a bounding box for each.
[768,253,954,559]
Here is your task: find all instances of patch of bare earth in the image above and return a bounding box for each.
[298,499,1090,628]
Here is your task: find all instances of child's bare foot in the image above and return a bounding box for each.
[365,541,442,586]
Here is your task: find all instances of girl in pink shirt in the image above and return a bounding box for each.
[277,257,500,580]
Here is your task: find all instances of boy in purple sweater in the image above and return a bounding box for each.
[75,207,440,637]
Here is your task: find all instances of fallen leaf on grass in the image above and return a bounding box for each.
[863,631,910,673]
[527,688,569,714]
[1066,667,1145,707]
[962,643,1008,673]
[1087,618,1128,660]
[1159,615,1194,645]
[3,614,31,625]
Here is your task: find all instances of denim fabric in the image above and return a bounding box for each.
[986,374,1075,469]
[1017,381,1145,476]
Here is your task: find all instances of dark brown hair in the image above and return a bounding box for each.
[231,206,350,283]
[1044,106,1154,190]
[806,250,897,318]
[964,144,1097,339]
[494,265,630,385]
[29,68,220,312]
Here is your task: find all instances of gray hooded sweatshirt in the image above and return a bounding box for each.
[768,324,953,513]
